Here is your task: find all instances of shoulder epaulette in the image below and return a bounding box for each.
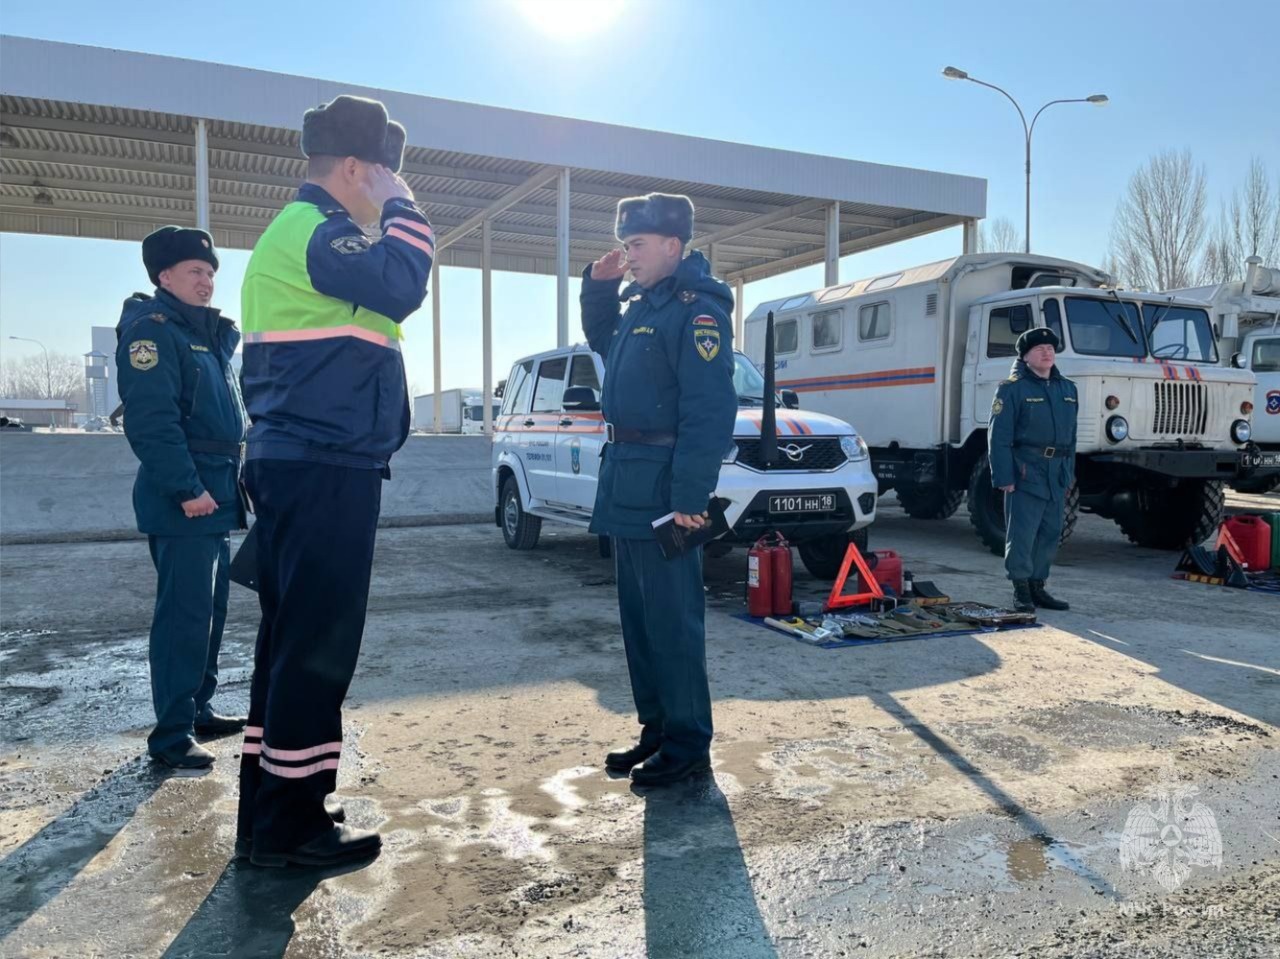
[679,290,698,305]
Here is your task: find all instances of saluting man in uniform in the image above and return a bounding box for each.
[116,226,249,769]
[236,95,433,868]
[989,327,1078,613]
[582,193,738,787]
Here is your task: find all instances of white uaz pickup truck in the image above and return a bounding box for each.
[491,344,878,578]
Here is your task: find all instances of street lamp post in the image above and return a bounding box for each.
[8,335,55,429]
[943,66,1107,254]
[8,335,52,397]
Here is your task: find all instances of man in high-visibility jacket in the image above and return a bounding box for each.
[236,95,433,869]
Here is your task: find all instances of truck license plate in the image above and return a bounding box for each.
[1242,449,1280,471]
[769,493,836,514]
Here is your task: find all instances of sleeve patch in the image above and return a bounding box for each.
[330,235,372,255]
[129,340,159,371]
[991,396,1003,416]
[694,328,721,362]
[692,315,718,327]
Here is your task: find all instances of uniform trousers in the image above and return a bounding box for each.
[1003,486,1066,582]
[237,459,382,852]
[146,533,231,755]
[613,537,713,761]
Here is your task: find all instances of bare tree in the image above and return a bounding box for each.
[975,217,1023,254]
[0,353,85,400]
[1203,157,1280,283]
[1099,253,1123,286]
[1108,149,1209,290]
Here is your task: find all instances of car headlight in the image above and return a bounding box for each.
[1231,419,1251,444]
[723,442,740,465]
[1106,415,1129,443]
[840,435,869,461]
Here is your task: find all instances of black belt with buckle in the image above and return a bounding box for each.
[605,424,677,448]
[187,438,245,458]
[1019,444,1071,459]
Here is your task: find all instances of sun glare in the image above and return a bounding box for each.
[512,0,626,40]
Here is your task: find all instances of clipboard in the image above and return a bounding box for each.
[229,522,260,592]
[651,498,730,560]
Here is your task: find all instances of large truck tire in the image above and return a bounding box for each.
[966,455,1080,557]
[797,526,869,580]
[1114,479,1225,550]
[896,486,965,520]
[500,476,542,550]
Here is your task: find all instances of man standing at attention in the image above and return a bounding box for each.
[989,327,1078,613]
[117,226,249,770]
[581,193,738,787]
[237,95,433,868]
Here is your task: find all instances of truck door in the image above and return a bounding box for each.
[1246,332,1280,445]
[524,356,568,503]
[554,353,606,510]
[975,301,1036,427]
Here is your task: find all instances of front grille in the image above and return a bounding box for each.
[1152,381,1208,436]
[735,437,847,471]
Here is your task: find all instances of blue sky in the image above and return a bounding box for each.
[2,0,1277,397]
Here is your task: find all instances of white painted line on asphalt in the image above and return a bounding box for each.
[1180,650,1280,676]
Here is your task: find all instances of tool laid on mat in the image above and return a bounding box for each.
[763,617,839,644]
[761,599,1037,643]
[905,580,951,605]
[947,603,1037,627]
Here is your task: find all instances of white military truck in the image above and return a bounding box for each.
[491,344,878,577]
[745,253,1261,553]
[1166,255,1280,494]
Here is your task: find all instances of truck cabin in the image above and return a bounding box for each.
[975,288,1220,366]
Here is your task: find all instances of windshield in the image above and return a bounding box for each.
[1143,303,1218,363]
[1065,296,1146,358]
[733,353,769,404]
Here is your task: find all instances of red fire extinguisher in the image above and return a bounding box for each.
[748,533,793,617]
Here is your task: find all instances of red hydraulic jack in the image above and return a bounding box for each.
[824,540,888,611]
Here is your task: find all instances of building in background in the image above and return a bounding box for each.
[0,398,77,428]
[83,350,110,418]
[89,327,121,416]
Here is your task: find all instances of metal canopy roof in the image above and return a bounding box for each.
[0,35,985,285]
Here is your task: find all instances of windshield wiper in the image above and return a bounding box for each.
[1146,297,1175,334]
[1106,290,1141,345]
[738,394,765,406]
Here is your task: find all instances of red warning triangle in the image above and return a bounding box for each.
[825,541,886,610]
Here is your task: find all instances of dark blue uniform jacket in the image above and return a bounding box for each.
[116,289,248,536]
[989,359,1078,499]
[581,250,738,539]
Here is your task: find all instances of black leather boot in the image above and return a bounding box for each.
[605,739,661,772]
[1030,580,1069,610]
[250,825,381,868]
[1012,580,1035,613]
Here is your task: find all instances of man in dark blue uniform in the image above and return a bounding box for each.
[236,95,433,868]
[989,327,1078,613]
[116,226,248,769]
[581,193,738,786]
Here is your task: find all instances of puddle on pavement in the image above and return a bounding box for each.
[943,831,1103,892]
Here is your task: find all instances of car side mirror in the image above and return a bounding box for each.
[562,386,601,412]
[780,389,801,409]
[1230,352,1247,369]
